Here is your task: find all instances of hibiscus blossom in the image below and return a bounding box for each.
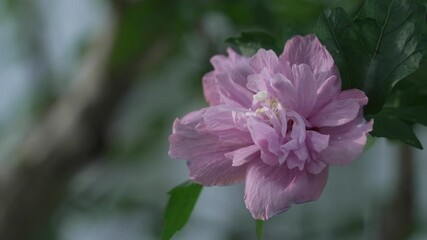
[169,34,373,220]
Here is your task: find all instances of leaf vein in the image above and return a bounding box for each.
[372,0,393,60]
[325,10,352,87]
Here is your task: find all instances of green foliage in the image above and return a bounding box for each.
[161,181,203,240]
[359,0,426,115]
[369,112,422,149]
[368,106,427,149]
[317,0,426,114]
[256,220,264,240]
[381,106,427,126]
[390,53,427,107]
[316,8,367,90]
[316,0,427,148]
[227,31,281,56]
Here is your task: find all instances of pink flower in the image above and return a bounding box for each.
[169,34,373,220]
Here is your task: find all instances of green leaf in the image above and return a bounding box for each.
[226,31,281,56]
[256,220,264,240]
[388,49,427,108]
[359,0,427,115]
[161,181,203,240]
[364,134,377,151]
[381,106,427,126]
[316,0,427,115]
[415,34,427,64]
[315,8,369,90]
[369,113,423,149]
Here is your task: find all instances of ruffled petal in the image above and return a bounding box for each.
[247,117,280,166]
[249,49,280,73]
[306,130,330,153]
[203,48,254,108]
[308,89,368,127]
[269,74,296,109]
[246,69,270,93]
[247,69,297,111]
[292,64,317,117]
[225,145,260,167]
[202,105,249,132]
[313,75,340,111]
[244,163,329,220]
[306,157,327,174]
[187,156,247,186]
[169,108,251,186]
[210,72,253,107]
[319,114,373,166]
[285,152,305,170]
[280,34,339,87]
[202,72,221,106]
[210,48,252,73]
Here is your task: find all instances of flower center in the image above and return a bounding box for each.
[250,91,308,168]
[252,91,279,115]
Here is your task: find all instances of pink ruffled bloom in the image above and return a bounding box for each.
[169,34,373,220]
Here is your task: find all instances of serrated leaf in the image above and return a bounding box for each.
[226,31,281,56]
[316,0,427,115]
[315,8,363,89]
[161,181,203,240]
[360,0,427,114]
[256,220,264,240]
[388,49,427,108]
[370,114,423,149]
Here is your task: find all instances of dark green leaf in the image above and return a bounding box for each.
[354,18,380,58]
[161,181,203,240]
[416,34,427,64]
[226,31,281,56]
[370,113,423,149]
[256,220,264,240]
[316,0,427,115]
[387,48,427,108]
[360,0,427,114]
[381,106,427,126]
[315,8,369,90]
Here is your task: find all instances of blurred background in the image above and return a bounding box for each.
[1,0,427,239]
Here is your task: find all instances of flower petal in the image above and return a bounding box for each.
[269,74,296,109]
[169,108,250,186]
[246,69,269,93]
[306,130,330,153]
[313,75,340,110]
[249,49,280,73]
[280,34,339,86]
[225,145,260,167]
[187,156,247,186]
[202,105,249,132]
[203,48,254,107]
[306,157,327,174]
[319,114,373,166]
[211,48,252,73]
[292,64,317,117]
[247,117,280,166]
[244,163,329,220]
[285,152,305,170]
[308,89,368,127]
[212,72,254,107]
